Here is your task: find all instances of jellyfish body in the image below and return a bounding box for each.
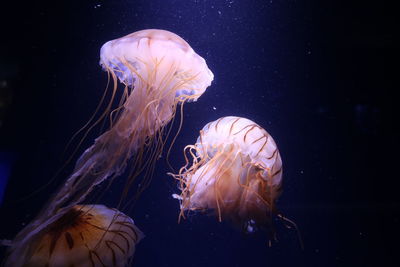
[7,205,143,267]
[172,116,282,232]
[5,29,213,266]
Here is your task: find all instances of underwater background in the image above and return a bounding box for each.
[0,0,397,266]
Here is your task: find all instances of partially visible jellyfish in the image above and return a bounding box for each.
[171,116,282,234]
[6,205,143,266]
[4,29,213,264]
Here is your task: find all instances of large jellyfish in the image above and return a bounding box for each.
[6,205,143,266]
[4,29,213,265]
[171,116,282,233]
[49,29,214,215]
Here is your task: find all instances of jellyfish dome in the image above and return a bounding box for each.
[171,116,282,232]
[7,205,143,267]
[100,29,214,102]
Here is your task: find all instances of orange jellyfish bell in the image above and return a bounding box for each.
[8,205,143,267]
[171,116,282,233]
[100,29,214,104]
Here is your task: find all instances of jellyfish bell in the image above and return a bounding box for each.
[171,116,282,233]
[6,205,143,267]
[100,29,213,102]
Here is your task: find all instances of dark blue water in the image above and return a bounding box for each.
[0,1,397,266]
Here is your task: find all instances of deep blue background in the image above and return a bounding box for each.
[0,1,397,266]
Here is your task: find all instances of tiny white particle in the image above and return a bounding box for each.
[213,106,217,110]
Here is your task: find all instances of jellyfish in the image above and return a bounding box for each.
[3,29,213,265]
[48,29,214,215]
[5,205,143,266]
[170,116,282,233]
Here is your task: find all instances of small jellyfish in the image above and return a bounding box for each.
[6,205,143,266]
[171,116,282,233]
